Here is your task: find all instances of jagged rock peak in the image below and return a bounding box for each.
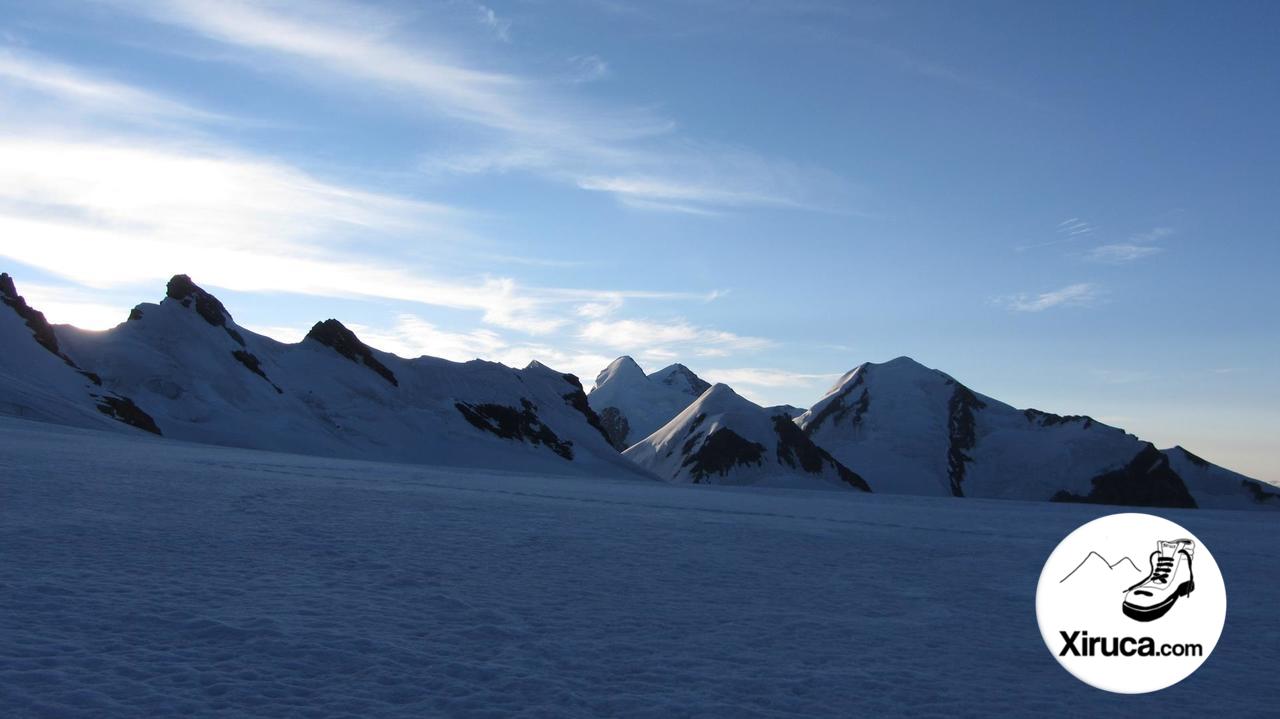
[1,272,67,360]
[305,319,399,387]
[165,274,234,328]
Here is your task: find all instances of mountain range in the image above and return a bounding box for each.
[2,271,1276,510]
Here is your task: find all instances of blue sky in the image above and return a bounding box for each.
[0,1,1276,481]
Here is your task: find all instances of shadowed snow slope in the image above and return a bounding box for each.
[0,273,159,436]
[1,274,645,480]
[798,357,1271,509]
[625,383,869,490]
[1,416,1276,717]
[587,356,711,450]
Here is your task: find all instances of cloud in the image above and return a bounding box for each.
[702,367,840,389]
[104,0,850,214]
[1086,244,1164,264]
[349,315,507,361]
[578,318,770,354]
[566,54,609,83]
[0,47,222,124]
[474,4,512,42]
[997,283,1103,312]
[0,131,714,336]
[1085,226,1173,263]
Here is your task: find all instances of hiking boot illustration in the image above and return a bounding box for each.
[1122,539,1195,622]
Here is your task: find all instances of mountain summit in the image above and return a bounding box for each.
[587,356,712,449]
[625,383,869,490]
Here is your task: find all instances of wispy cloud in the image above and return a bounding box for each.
[579,318,770,355]
[0,47,222,124]
[997,283,1104,312]
[1086,226,1173,264]
[473,3,512,42]
[566,54,609,83]
[1086,244,1164,264]
[703,367,840,389]
[1016,217,1097,251]
[103,0,850,215]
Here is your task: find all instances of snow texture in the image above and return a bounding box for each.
[1,416,1276,718]
[798,357,1271,509]
[0,275,643,480]
[587,357,709,449]
[625,383,867,490]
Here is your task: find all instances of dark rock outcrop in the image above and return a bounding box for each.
[597,406,630,450]
[305,319,398,387]
[1052,444,1197,508]
[945,382,986,497]
[165,275,244,346]
[803,367,869,435]
[231,350,282,393]
[559,373,613,448]
[773,415,870,491]
[455,398,574,460]
[94,394,162,435]
[680,428,765,483]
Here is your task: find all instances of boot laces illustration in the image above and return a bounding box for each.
[1122,539,1195,622]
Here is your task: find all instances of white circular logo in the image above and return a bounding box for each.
[1035,513,1226,693]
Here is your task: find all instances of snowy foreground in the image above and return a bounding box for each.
[1,417,1275,718]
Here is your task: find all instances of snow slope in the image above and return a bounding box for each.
[799,357,1268,509]
[587,357,710,449]
[625,383,869,490]
[1163,446,1280,510]
[0,273,159,435]
[19,275,645,480]
[1,415,1276,717]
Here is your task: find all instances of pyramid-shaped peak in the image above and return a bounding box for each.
[595,355,646,387]
[306,319,398,387]
[650,362,711,397]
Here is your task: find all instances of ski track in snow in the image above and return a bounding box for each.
[1,417,1275,718]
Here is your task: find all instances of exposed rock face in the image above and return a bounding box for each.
[231,350,282,393]
[455,398,574,460]
[945,382,986,497]
[2,273,161,434]
[801,368,868,435]
[557,372,613,447]
[1,272,80,371]
[773,415,870,491]
[681,426,765,482]
[94,394,162,435]
[1051,445,1197,508]
[305,319,398,387]
[626,384,870,490]
[597,406,631,450]
[165,274,244,346]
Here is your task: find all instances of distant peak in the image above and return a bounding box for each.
[594,355,646,388]
[651,362,711,397]
[164,274,233,328]
[305,319,399,387]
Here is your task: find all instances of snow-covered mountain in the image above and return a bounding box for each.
[2,274,647,479]
[624,383,870,490]
[797,356,1274,509]
[0,273,159,435]
[1164,445,1279,510]
[587,356,711,449]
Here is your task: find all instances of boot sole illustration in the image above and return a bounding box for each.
[1122,580,1195,622]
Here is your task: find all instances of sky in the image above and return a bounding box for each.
[0,0,1276,482]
